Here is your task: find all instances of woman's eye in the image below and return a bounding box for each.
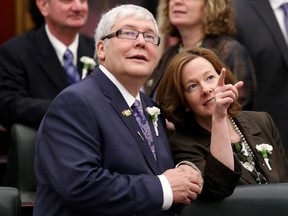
[207,75,215,81]
[188,84,197,91]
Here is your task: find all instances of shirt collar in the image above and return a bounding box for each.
[269,0,288,9]
[99,65,140,107]
[45,24,79,65]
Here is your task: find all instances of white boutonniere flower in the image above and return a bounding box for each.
[80,56,96,79]
[146,106,161,136]
[256,144,273,171]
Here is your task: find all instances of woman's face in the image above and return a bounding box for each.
[169,0,205,29]
[181,57,220,124]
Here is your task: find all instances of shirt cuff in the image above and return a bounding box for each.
[158,175,173,210]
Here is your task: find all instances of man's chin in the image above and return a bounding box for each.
[67,20,87,28]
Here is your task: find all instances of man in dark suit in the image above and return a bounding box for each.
[33,4,203,216]
[233,0,288,155]
[0,0,95,129]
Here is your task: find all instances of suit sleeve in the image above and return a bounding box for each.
[0,39,51,129]
[35,89,166,215]
[170,130,242,200]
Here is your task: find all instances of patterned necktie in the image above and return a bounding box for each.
[132,99,156,160]
[63,49,80,84]
[282,3,288,35]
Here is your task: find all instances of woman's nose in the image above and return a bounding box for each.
[202,85,213,95]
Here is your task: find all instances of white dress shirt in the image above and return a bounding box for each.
[45,24,79,66]
[99,65,174,210]
[269,0,288,44]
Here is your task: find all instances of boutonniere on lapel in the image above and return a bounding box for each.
[122,109,132,117]
[256,144,273,171]
[80,56,96,79]
[146,106,161,136]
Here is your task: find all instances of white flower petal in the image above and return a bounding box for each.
[80,56,96,69]
[256,143,273,154]
[243,162,254,172]
[146,106,161,115]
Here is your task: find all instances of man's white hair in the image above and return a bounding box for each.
[94,4,158,61]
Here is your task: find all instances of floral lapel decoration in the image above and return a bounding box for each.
[256,144,273,171]
[122,109,132,117]
[146,106,161,136]
[80,56,96,79]
[232,142,255,172]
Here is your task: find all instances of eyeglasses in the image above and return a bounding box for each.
[101,28,161,46]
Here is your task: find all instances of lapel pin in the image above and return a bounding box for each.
[122,109,132,117]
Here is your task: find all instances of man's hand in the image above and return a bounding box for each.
[162,165,203,205]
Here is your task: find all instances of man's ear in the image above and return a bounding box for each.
[96,41,106,62]
[36,0,49,17]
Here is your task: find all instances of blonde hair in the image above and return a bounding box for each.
[158,0,236,37]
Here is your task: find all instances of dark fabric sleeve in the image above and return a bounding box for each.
[201,153,242,200]
[170,129,242,200]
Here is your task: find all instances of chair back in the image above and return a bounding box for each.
[180,183,288,216]
[0,187,21,216]
[5,124,37,206]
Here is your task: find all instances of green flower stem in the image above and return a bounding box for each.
[261,150,268,159]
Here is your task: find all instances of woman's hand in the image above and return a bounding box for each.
[213,68,243,119]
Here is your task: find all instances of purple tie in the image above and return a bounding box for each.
[132,100,156,160]
[282,3,288,35]
[63,49,80,84]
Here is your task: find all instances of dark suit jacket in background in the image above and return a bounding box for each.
[34,67,178,216]
[233,0,288,155]
[0,25,95,129]
[170,111,288,200]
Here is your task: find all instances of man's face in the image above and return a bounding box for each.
[41,0,88,30]
[97,17,159,90]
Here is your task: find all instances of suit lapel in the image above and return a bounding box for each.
[141,96,174,171]
[92,69,160,174]
[235,113,279,183]
[35,27,95,90]
[77,35,95,77]
[252,0,288,67]
[35,27,69,91]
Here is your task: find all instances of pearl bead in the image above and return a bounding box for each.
[230,117,267,184]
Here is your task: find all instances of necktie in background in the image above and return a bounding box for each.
[282,3,288,35]
[63,49,80,84]
[132,99,156,160]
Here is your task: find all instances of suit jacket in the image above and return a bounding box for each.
[34,67,178,216]
[170,111,288,200]
[0,26,95,129]
[233,0,288,154]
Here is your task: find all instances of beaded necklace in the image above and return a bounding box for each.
[230,117,267,184]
